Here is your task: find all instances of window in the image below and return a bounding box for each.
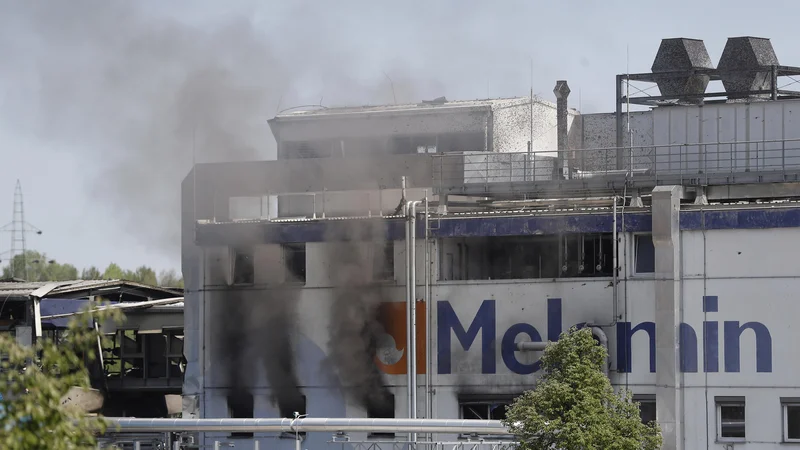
[459,397,514,420]
[367,394,395,439]
[783,399,800,442]
[716,398,745,440]
[232,248,254,285]
[279,396,307,439]
[283,243,306,283]
[635,234,655,274]
[634,395,656,424]
[372,242,394,281]
[228,391,254,438]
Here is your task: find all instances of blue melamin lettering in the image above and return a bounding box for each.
[616,321,656,373]
[437,300,496,374]
[501,323,542,375]
[680,323,698,373]
[724,321,773,373]
[436,295,773,375]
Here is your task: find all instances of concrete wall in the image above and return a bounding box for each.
[191,223,800,449]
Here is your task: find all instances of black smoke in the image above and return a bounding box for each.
[325,220,394,414]
[215,252,304,419]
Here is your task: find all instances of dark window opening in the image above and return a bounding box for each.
[635,234,655,274]
[228,391,254,438]
[279,140,335,159]
[458,397,514,421]
[367,394,395,439]
[232,248,254,285]
[279,396,307,438]
[372,242,394,281]
[634,395,656,424]
[717,400,745,439]
[441,234,618,281]
[784,403,800,441]
[283,243,306,283]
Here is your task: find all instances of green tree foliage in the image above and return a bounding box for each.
[101,263,125,280]
[0,304,124,449]
[504,327,662,450]
[1,250,182,288]
[126,265,158,286]
[1,251,78,282]
[80,266,102,280]
[158,269,184,288]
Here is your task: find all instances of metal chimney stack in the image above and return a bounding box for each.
[717,36,780,100]
[553,80,570,179]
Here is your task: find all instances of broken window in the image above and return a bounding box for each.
[372,242,394,281]
[228,391,255,438]
[279,396,307,438]
[439,234,618,281]
[458,396,515,420]
[283,243,306,283]
[367,394,395,439]
[232,248,254,285]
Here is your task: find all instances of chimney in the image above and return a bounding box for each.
[553,80,570,179]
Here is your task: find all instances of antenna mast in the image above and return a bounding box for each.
[1,180,42,280]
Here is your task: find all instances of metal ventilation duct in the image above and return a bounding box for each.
[651,38,714,104]
[717,37,779,100]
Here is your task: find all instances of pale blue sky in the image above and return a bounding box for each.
[0,0,797,275]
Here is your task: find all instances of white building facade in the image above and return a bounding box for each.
[180,37,800,449]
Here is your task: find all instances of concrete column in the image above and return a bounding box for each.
[651,186,683,450]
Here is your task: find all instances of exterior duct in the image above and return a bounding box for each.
[651,38,714,104]
[717,36,780,100]
[102,418,512,435]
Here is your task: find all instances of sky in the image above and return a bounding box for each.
[1,0,799,275]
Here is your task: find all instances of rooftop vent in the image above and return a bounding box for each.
[651,38,714,104]
[717,37,780,100]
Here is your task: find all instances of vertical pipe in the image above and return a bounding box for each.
[134,441,142,450]
[424,192,431,426]
[173,440,181,450]
[214,441,220,450]
[612,196,619,323]
[406,199,422,445]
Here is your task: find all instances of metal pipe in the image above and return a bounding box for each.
[424,191,431,427]
[590,326,610,377]
[404,202,412,426]
[516,341,548,351]
[103,418,512,435]
[406,199,422,444]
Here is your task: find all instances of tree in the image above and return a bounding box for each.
[504,327,662,450]
[0,303,124,449]
[101,263,125,280]
[158,269,184,289]
[81,266,102,280]
[124,265,158,286]
[1,251,79,282]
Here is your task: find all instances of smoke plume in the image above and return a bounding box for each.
[0,1,444,262]
[214,253,305,418]
[325,219,394,414]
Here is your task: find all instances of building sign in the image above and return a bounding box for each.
[437,296,773,375]
[374,301,426,375]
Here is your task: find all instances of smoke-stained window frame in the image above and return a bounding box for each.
[231,247,255,285]
[371,241,395,282]
[367,393,396,439]
[282,243,307,284]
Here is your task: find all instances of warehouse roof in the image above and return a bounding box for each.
[0,279,182,302]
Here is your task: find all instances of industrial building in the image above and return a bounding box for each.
[180,36,800,449]
[0,279,184,419]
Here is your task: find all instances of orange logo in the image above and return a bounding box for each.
[374,301,426,375]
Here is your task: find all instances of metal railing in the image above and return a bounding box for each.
[432,138,800,193]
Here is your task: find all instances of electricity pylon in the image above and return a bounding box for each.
[0,180,42,280]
